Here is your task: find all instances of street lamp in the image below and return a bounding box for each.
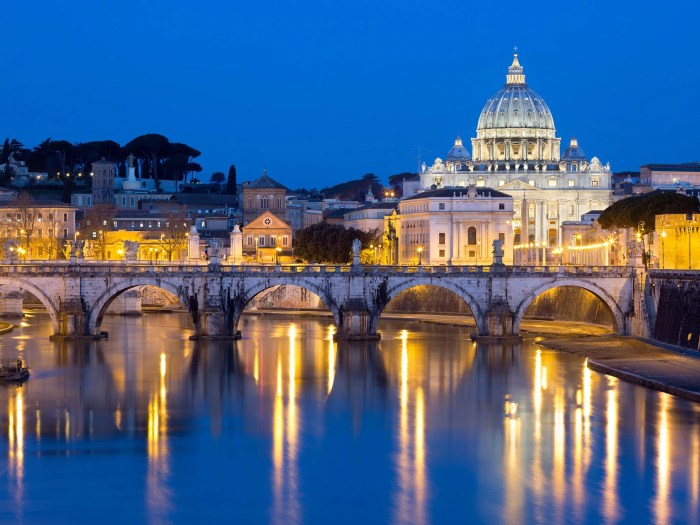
[417,246,423,266]
[275,247,281,265]
[660,229,667,269]
[687,213,696,269]
[637,221,646,268]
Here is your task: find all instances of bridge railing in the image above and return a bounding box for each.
[0,261,633,277]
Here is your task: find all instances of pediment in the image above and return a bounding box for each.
[244,212,290,230]
[497,178,542,192]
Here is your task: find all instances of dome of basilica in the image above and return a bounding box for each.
[562,137,586,160]
[476,53,555,131]
[446,136,470,161]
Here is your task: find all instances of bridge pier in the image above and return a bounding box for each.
[335,300,380,341]
[472,300,520,341]
[52,298,100,341]
[0,285,23,320]
[190,295,240,340]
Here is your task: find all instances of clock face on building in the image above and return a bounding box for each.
[263,217,272,227]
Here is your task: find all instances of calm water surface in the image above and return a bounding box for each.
[1,312,699,524]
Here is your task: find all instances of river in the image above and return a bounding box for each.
[1,312,699,524]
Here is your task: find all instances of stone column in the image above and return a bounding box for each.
[187,225,200,261]
[229,225,243,264]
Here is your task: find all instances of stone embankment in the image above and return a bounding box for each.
[538,335,700,403]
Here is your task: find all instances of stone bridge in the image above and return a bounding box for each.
[0,260,651,341]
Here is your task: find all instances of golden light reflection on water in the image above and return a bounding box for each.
[8,387,25,509]
[5,313,700,523]
[552,388,566,517]
[327,326,336,395]
[503,402,522,525]
[271,323,301,525]
[655,393,672,525]
[602,378,619,524]
[146,351,171,520]
[392,329,428,525]
[572,360,593,519]
[690,424,699,523]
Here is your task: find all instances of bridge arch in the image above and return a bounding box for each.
[373,277,485,335]
[238,278,341,332]
[88,278,193,336]
[0,277,60,332]
[513,278,626,335]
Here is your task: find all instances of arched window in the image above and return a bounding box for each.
[467,227,477,246]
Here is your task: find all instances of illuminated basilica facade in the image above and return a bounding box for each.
[418,52,613,246]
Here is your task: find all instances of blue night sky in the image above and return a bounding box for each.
[2,0,698,189]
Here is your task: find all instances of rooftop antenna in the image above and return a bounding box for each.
[414,145,431,174]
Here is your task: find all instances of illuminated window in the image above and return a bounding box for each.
[528,180,535,186]
[476,180,485,187]
[568,179,575,187]
[467,227,477,245]
[548,178,557,187]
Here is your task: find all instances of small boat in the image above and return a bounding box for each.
[0,359,30,382]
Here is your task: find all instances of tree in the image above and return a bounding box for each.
[0,162,14,187]
[122,134,170,187]
[79,204,117,260]
[226,164,237,195]
[294,222,376,264]
[160,211,190,261]
[35,213,63,260]
[598,191,700,232]
[13,192,38,255]
[211,171,225,185]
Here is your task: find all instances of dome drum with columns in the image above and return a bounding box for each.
[418,51,613,248]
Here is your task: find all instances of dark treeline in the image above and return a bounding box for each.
[0,133,207,192]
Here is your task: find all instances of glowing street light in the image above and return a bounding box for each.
[660,229,667,269]
[275,247,281,265]
[417,246,423,266]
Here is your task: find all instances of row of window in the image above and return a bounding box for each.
[4,228,69,238]
[5,212,69,222]
[247,198,284,210]
[245,235,289,247]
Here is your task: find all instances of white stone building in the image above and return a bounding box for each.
[418,52,613,247]
[390,185,513,265]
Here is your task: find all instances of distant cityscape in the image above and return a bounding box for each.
[0,53,698,269]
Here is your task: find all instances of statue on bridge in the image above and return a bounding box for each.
[65,239,86,261]
[351,238,362,266]
[123,240,139,262]
[3,239,20,263]
[492,239,505,267]
[208,239,224,265]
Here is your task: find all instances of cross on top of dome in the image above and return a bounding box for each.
[506,49,526,86]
